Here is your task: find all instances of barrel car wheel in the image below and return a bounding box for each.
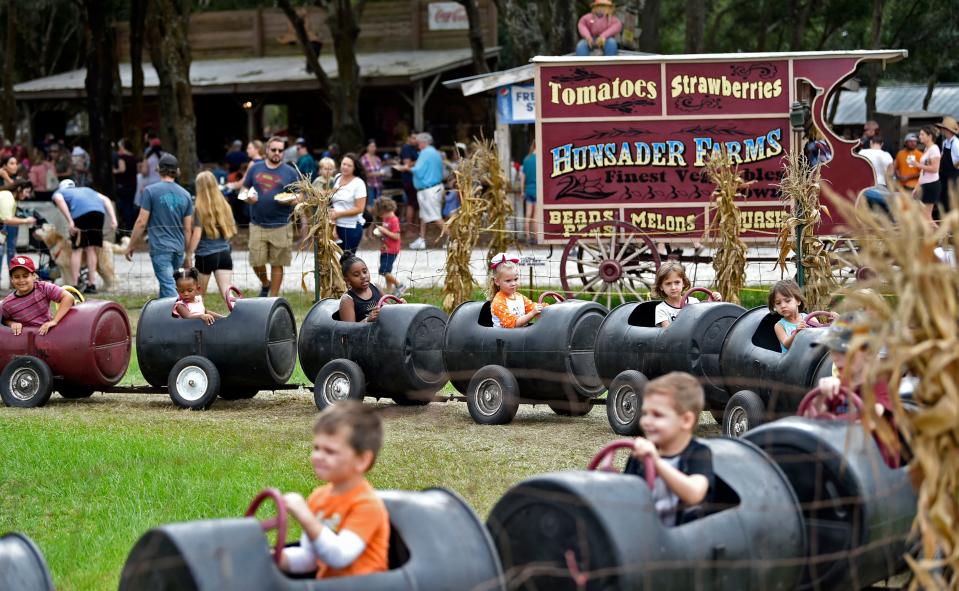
[466,365,520,425]
[606,370,649,436]
[722,390,765,438]
[314,359,365,410]
[55,381,97,400]
[0,356,54,408]
[167,355,221,410]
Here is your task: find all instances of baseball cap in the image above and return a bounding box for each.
[158,153,179,170]
[58,179,75,190]
[9,256,36,274]
[295,137,307,146]
[904,132,918,142]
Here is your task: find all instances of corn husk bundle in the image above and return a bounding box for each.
[776,150,836,309]
[475,141,514,263]
[289,175,346,299]
[443,143,486,312]
[826,184,959,590]
[702,151,748,304]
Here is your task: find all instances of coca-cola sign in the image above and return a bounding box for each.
[428,2,468,30]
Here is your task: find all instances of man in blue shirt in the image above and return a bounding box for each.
[402,133,445,250]
[124,154,194,298]
[243,136,299,296]
[295,138,317,181]
[52,179,118,294]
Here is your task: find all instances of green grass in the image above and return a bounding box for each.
[1,286,765,590]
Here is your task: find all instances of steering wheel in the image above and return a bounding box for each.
[680,287,721,308]
[62,286,86,304]
[806,310,838,327]
[377,294,403,308]
[226,285,243,312]
[797,385,863,420]
[538,291,566,305]
[245,488,288,565]
[587,439,655,491]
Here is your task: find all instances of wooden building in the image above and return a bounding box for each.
[15,2,498,160]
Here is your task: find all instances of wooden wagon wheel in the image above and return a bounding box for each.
[560,221,661,307]
[824,238,862,286]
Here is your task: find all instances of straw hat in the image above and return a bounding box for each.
[591,0,614,6]
[936,116,959,135]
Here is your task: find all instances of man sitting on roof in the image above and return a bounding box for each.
[576,0,622,57]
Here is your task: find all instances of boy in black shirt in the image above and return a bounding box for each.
[626,372,714,526]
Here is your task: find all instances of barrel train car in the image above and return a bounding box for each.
[444,293,608,424]
[22,402,907,591]
[297,296,448,408]
[0,295,298,410]
[595,288,835,437]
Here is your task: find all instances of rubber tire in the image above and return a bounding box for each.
[606,370,648,436]
[55,380,96,400]
[0,356,54,408]
[466,365,520,425]
[219,388,260,400]
[167,356,221,410]
[722,390,766,438]
[313,359,365,411]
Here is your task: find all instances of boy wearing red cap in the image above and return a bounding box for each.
[1,256,75,336]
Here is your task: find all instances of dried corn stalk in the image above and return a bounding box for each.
[475,140,514,263]
[777,150,836,309]
[289,175,346,299]
[443,143,488,312]
[702,151,747,304]
[827,184,959,590]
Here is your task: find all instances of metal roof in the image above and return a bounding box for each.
[832,84,959,125]
[15,48,501,99]
[531,49,908,64]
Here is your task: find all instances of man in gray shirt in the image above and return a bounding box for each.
[124,154,194,297]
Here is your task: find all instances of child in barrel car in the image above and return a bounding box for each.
[279,401,390,579]
[488,252,545,328]
[1,255,74,336]
[626,372,714,526]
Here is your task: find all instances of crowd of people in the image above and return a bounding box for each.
[855,116,959,226]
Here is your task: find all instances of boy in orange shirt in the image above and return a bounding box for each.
[280,402,389,579]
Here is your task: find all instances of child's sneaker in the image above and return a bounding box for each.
[393,283,407,298]
[409,237,426,250]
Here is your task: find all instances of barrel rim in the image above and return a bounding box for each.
[0,532,55,591]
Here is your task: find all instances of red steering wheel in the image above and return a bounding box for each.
[538,291,566,305]
[245,488,288,565]
[587,439,655,491]
[226,285,243,312]
[806,310,838,328]
[797,385,863,420]
[680,287,721,308]
[377,294,403,308]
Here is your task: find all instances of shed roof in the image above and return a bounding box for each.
[832,84,959,125]
[15,48,500,99]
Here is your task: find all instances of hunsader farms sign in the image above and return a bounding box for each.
[533,52,905,243]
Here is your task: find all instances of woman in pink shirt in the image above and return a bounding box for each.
[576,0,622,56]
[915,125,941,226]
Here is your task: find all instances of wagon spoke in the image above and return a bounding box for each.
[593,234,610,259]
[572,274,604,298]
[578,241,605,261]
[564,272,593,280]
[619,244,650,266]
[605,283,612,309]
[615,282,627,306]
[624,281,645,301]
[616,233,637,259]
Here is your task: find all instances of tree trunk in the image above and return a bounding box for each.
[278,0,365,151]
[145,0,197,183]
[457,0,490,74]
[2,2,16,143]
[83,0,121,197]
[790,0,815,50]
[639,0,661,53]
[684,0,705,53]
[130,0,147,154]
[922,74,937,110]
[862,0,885,122]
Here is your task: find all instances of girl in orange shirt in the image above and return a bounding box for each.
[488,252,544,328]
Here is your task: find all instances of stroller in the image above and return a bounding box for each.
[17,207,61,282]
